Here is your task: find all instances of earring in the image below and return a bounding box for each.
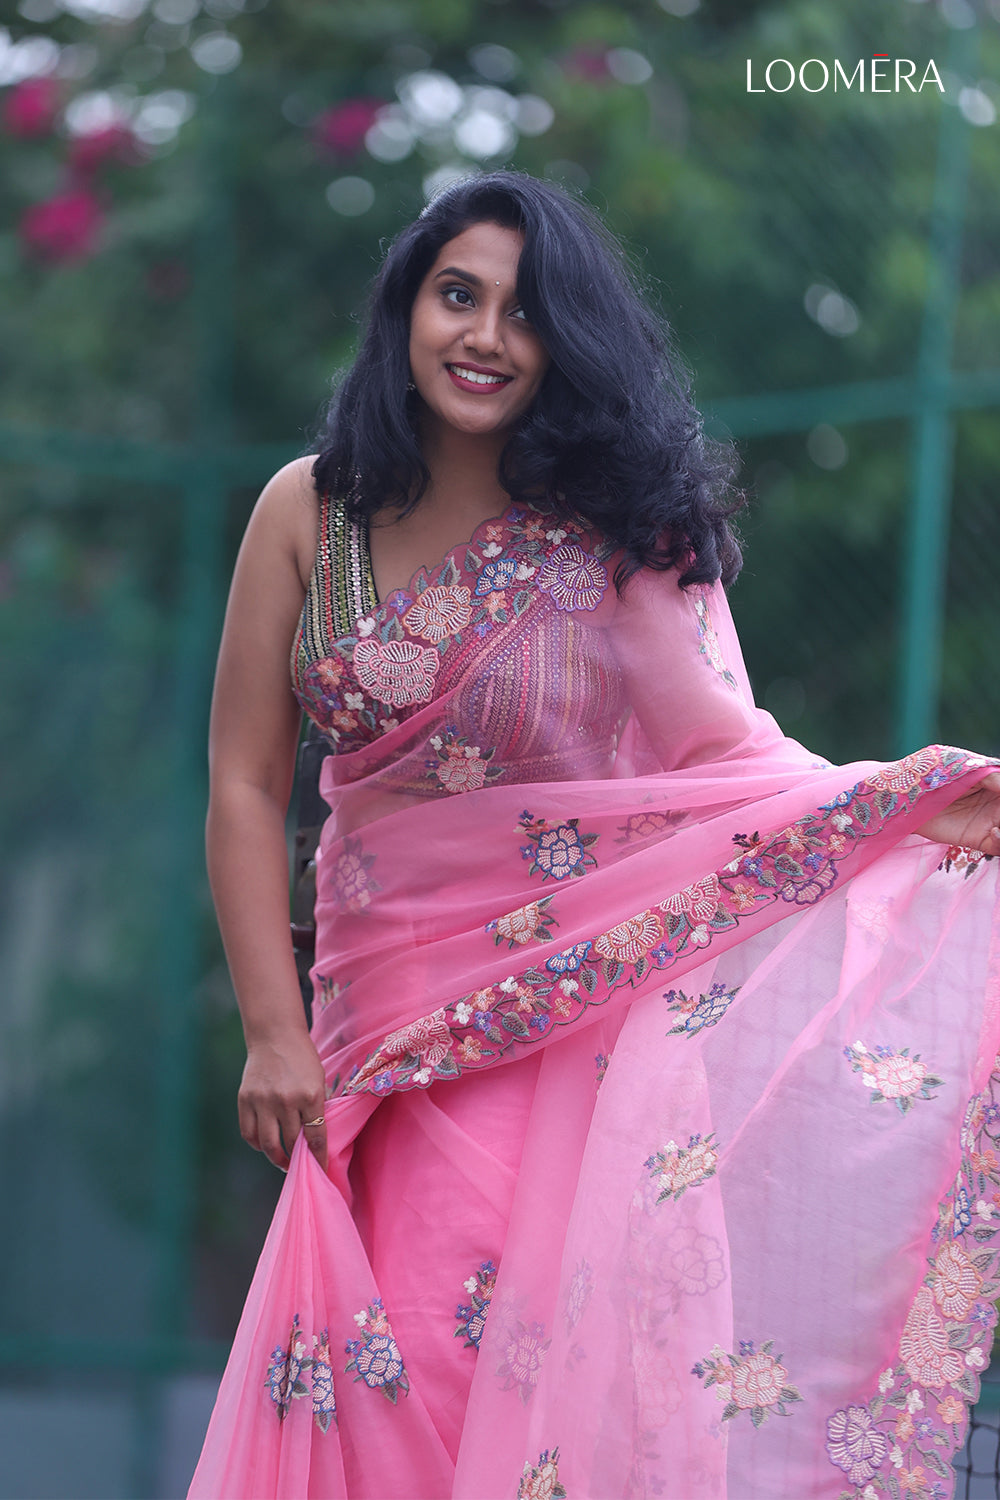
[406,380,416,391]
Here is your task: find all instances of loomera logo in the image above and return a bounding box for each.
[747,53,944,95]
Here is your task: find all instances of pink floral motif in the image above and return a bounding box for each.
[866,749,940,793]
[329,835,380,914]
[898,1287,965,1389]
[645,1134,719,1203]
[488,899,557,948]
[662,1226,726,1298]
[403,584,472,644]
[844,1042,943,1114]
[381,1009,452,1068]
[437,746,488,793]
[497,1318,550,1402]
[693,593,738,690]
[516,1448,566,1500]
[595,910,663,965]
[660,873,722,923]
[931,1241,982,1319]
[353,637,438,707]
[693,1339,801,1427]
[536,542,608,611]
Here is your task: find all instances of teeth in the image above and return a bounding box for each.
[448,365,507,386]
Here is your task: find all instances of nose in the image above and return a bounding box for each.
[463,299,504,358]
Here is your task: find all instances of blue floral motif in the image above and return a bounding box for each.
[345,1299,409,1404]
[664,981,740,1037]
[454,1261,497,1350]
[266,1314,311,1422]
[311,1329,337,1433]
[545,941,592,974]
[475,557,518,594]
[517,810,599,883]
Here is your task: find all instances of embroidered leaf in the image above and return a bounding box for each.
[924,1450,953,1480]
[580,966,598,995]
[875,789,897,817]
[720,1401,739,1422]
[954,1370,979,1400]
[485,1026,504,1045]
[749,1406,766,1428]
[435,1053,459,1078]
[502,1012,530,1037]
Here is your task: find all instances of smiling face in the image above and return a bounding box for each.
[407,220,550,443]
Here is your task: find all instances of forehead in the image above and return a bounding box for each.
[425,220,525,278]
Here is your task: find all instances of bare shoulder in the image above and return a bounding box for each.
[247,455,321,590]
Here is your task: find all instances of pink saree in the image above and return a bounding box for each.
[190,501,1000,1500]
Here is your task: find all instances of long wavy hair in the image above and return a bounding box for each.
[311,170,743,590]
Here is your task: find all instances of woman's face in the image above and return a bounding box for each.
[408,220,550,442]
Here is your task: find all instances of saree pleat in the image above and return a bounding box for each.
[190,502,1000,1500]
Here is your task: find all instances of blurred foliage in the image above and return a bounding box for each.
[0,0,998,1351]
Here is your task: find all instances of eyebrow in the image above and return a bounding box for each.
[433,265,485,287]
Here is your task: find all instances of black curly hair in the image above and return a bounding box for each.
[311,170,743,591]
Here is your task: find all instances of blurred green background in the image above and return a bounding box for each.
[1,0,998,1494]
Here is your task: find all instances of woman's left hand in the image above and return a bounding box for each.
[915,769,1000,855]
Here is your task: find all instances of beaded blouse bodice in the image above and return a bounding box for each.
[289,494,629,792]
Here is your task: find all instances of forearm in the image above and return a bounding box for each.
[206,779,309,1047]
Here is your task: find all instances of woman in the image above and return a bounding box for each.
[191,172,1000,1500]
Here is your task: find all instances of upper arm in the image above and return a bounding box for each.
[208,457,319,807]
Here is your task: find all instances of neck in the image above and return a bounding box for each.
[415,414,510,516]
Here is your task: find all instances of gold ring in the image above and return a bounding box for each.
[303,1115,325,1128]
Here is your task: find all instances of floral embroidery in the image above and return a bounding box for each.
[824,1066,1000,1496]
[615,808,688,843]
[487,898,558,949]
[455,1260,497,1350]
[427,726,502,794]
[565,1260,594,1332]
[844,1042,944,1113]
[664,981,740,1037]
[352,636,438,707]
[376,1007,459,1088]
[475,556,519,595]
[645,1134,719,1203]
[595,1051,609,1086]
[497,1318,550,1403]
[693,592,738,690]
[518,811,599,882]
[692,1339,802,1428]
[938,844,992,878]
[344,1299,409,1404]
[266,1314,311,1421]
[866,749,944,794]
[826,1404,888,1487]
[311,1329,337,1432]
[536,541,608,611]
[329,835,380,914]
[662,1226,726,1298]
[517,1448,567,1500]
[402,583,471,643]
[594,911,663,967]
[344,749,992,1095]
[545,942,592,974]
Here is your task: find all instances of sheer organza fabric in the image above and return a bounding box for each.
[190,505,1000,1500]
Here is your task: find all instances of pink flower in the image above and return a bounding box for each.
[20,189,104,264]
[663,1227,725,1297]
[68,125,140,174]
[536,542,607,611]
[404,584,471,643]
[353,636,438,707]
[311,97,384,156]
[2,77,59,137]
[730,880,758,912]
[731,1351,787,1409]
[381,1008,452,1067]
[595,911,663,965]
[435,748,488,794]
[899,1286,965,1389]
[932,1241,982,1319]
[937,1394,965,1425]
[493,902,547,945]
[871,1053,928,1099]
[655,1139,718,1196]
[866,749,940,794]
[661,873,722,923]
[826,1403,888,1486]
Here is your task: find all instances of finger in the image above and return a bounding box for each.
[258,1117,291,1173]
[301,1108,328,1173]
[238,1099,261,1154]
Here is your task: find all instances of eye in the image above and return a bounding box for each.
[511,306,528,322]
[443,285,475,307]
